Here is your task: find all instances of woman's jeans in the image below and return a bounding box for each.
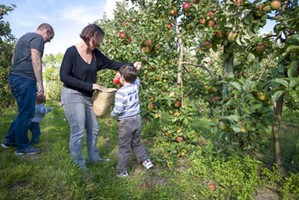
[61,87,102,169]
[4,74,36,150]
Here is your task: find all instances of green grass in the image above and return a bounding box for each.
[0,102,299,199]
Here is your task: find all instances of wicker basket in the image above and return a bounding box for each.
[93,86,117,117]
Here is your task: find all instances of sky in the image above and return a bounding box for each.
[2,0,117,55]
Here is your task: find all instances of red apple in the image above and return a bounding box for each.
[207,11,214,19]
[182,2,191,10]
[169,9,178,16]
[212,96,217,102]
[119,32,126,38]
[176,136,184,143]
[167,23,173,29]
[207,20,215,27]
[145,39,152,46]
[199,18,206,24]
[209,184,216,191]
[204,41,212,48]
[127,37,132,43]
[271,0,281,10]
[113,78,120,85]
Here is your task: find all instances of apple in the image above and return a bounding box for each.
[207,11,214,19]
[256,43,266,54]
[235,0,243,6]
[182,2,191,10]
[150,96,155,101]
[167,23,173,29]
[257,91,266,101]
[271,0,281,10]
[169,9,178,16]
[218,121,229,131]
[131,18,137,23]
[207,20,215,27]
[119,32,126,38]
[174,99,182,108]
[239,122,248,133]
[212,96,217,103]
[209,184,216,191]
[204,41,212,48]
[113,77,120,85]
[176,136,184,143]
[141,46,150,53]
[145,39,152,46]
[127,37,132,43]
[215,31,223,38]
[164,131,170,137]
[147,103,154,110]
[199,18,206,24]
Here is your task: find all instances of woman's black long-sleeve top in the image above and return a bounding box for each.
[60,46,129,97]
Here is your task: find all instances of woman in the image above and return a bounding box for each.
[60,24,141,170]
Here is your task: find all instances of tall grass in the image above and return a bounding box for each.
[0,102,298,199]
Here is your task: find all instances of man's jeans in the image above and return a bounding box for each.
[61,87,102,169]
[4,74,36,150]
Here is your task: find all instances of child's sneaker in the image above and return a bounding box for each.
[117,171,129,177]
[142,159,153,170]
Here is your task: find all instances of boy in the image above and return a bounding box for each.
[111,65,153,177]
[29,95,52,144]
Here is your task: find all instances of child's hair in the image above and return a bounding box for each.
[119,65,137,83]
[36,95,46,104]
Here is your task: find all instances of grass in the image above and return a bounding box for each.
[0,101,299,199]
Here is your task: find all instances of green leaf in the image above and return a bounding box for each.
[230,81,242,92]
[289,90,299,102]
[272,78,289,88]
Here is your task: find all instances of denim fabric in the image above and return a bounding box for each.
[28,121,41,144]
[4,74,36,150]
[116,114,148,174]
[61,87,102,169]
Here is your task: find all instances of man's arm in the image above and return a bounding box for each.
[31,49,44,96]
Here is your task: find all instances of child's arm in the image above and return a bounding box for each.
[111,91,125,118]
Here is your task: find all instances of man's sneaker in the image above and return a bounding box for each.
[117,171,129,177]
[142,159,154,170]
[1,141,15,148]
[15,147,41,156]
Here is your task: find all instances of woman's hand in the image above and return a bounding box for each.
[92,83,102,90]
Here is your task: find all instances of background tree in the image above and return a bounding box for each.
[0,4,16,111]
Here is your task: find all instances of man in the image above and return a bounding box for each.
[1,23,54,155]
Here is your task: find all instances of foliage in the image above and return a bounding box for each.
[0,4,16,111]
[43,54,64,101]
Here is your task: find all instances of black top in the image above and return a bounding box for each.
[60,46,130,97]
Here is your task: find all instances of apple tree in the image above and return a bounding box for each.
[0,4,16,110]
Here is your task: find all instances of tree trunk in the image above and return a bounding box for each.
[222,43,234,99]
[272,94,286,176]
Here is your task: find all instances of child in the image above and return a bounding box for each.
[29,95,52,144]
[111,65,153,177]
